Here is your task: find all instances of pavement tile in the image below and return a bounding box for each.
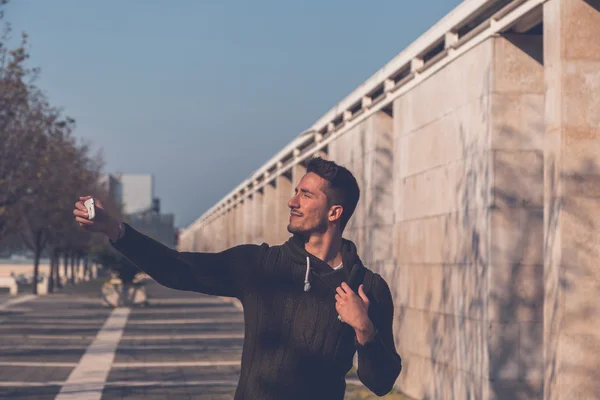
[0,385,62,399]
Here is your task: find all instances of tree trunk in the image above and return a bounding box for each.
[84,256,89,280]
[55,253,62,288]
[32,231,43,295]
[63,252,69,285]
[70,253,75,285]
[48,251,56,293]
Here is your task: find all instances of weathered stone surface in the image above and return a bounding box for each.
[252,189,264,244]
[275,174,292,245]
[180,3,600,398]
[394,39,493,135]
[262,180,277,246]
[396,96,491,179]
[491,94,544,151]
[493,34,544,94]
[544,2,600,399]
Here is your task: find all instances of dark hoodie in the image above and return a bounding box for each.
[110,223,402,399]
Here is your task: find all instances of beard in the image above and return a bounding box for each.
[287,215,328,235]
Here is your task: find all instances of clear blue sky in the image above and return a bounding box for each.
[6,0,461,228]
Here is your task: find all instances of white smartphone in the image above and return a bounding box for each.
[84,198,96,220]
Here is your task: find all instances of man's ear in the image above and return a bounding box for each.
[328,205,343,223]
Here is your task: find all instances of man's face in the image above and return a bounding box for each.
[287,172,331,235]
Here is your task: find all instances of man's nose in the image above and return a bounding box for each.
[288,193,299,209]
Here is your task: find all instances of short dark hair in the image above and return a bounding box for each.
[306,157,360,232]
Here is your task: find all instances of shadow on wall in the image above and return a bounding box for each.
[365,126,395,267]
[390,31,594,398]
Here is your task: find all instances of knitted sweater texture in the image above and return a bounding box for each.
[111,223,402,399]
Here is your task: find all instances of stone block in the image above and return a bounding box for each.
[488,322,521,380]
[519,322,544,381]
[490,206,543,266]
[558,332,600,399]
[491,93,544,151]
[489,264,543,323]
[396,306,459,371]
[563,61,600,128]
[262,181,277,245]
[396,353,434,400]
[370,260,397,294]
[455,316,487,377]
[365,147,394,194]
[492,150,544,209]
[362,223,394,263]
[559,196,600,270]
[343,227,364,257]
[394,39,493,135]
[276,174,292,244]
[563,127,600,188]
[333,122,366,166]
[400,153,490,221]
[488,377,543,400]
[397,94,492,178]
[454,263,488,321]
[244,198,254,244]
[397,210,489,265]
[253,190,264,243]
[561,0,600,61]
[364,111,394,155]
[398,264,454,316]
[364,182,394,226]
[290,163,307,192]
[454,371,487,400]
[493,34,544,94]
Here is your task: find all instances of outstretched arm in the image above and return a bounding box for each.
[73,196,265,299]
[110,222,265,299]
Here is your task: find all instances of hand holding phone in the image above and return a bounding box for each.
[84,198,96,220]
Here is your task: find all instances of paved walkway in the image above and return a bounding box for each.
[0,279,407,400]
[0,280,243,399]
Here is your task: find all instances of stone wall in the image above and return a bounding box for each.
[177,2,600,398]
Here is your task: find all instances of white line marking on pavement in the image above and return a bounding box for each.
[127,317,243,325]
[112,361,241,368]
[131,306,239,314]
[0,380,240,388]
[148,298,225,304]
[0,343,242,351]
[0,295,37,311]
[0,322,108,328]
[0,382,63,387]
[0,332,245,340]
[0,361,76,367]
[1,334,95,340]
[54,307,130,400]
[120,333,245,340]
[105,380,239,387]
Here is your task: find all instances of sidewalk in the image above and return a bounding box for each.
[0,278,409,399]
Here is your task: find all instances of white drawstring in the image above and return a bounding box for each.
[304,256,311,292]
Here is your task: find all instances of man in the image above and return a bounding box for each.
[73,157,401,399]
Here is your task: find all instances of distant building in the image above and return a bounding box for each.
[127,210,177,249]
[114,173,154,215]
[100,173,177,249]
[98,173,123,208]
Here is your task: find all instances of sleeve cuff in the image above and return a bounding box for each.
[109,222,128,247]
[355,326,380,349]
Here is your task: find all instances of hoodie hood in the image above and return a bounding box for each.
[283,235,366,293]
